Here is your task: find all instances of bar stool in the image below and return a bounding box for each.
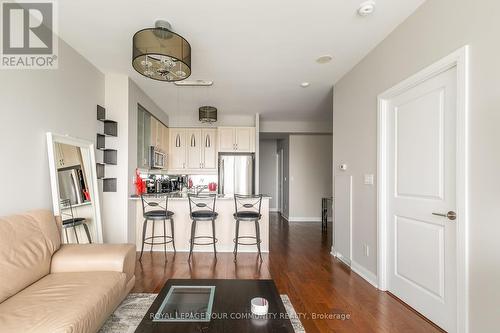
[60,199,92,244]
[139,194,176,261]
[187,193,218,261]
[233,194,263,262]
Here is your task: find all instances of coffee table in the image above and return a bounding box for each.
[135,279,296,333]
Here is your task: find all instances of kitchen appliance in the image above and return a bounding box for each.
[150,146,166,169]
[218,153,255,195]
[58,166,87,206]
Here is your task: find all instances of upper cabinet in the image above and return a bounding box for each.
[137,106,168,169]
[169,128,187,170]
[218,127,255,153]
[169,128,218,172]
[55,143,81,169]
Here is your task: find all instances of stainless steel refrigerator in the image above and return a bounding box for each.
[218,153,255,195]
[58,167,84,205]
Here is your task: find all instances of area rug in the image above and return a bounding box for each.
[99,293,306,333]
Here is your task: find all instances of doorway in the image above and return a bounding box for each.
[377,47,468,333]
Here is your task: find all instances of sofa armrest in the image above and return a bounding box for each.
[50,244,136,283]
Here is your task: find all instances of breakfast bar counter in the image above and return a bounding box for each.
[130,194,270,253]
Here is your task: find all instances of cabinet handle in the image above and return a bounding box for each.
[175,134,181,148]
[191,134,196,147]
[205,134,210,148]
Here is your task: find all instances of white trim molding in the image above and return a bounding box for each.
[287,217,322,222]
[377,46,469,333]
[351,260,378,289]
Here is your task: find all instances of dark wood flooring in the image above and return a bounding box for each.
[133,213,444,333]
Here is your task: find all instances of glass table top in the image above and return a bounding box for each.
[153,286,216,322]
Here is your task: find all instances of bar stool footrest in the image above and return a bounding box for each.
[144,235,174,246]
[233,236,261,246]
[191,235,218,246]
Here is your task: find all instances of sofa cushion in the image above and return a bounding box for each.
[0,271,127,333]
[0,210,61,303]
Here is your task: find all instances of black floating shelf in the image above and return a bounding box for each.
[102,120,118,137]
[103,178,117,192]
[103,149,117,165]
[97,105,106,121]
[96,134,105,150]
[96,163,105,179]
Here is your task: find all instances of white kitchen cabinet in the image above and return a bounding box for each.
[202,129,217,169]
[186,129,202,169]
[217,127,255,152]
[55,143,81,169]
[162,126,169,170]
[169,128,187,170]
[150,117,163,148]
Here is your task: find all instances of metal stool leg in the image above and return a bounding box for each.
[139,219,148,261]
[150,220,155,253]
[255,220,263,261]
[82,223,92,243]
[163,219,167,261]
[170,218,176,253]
[211,218,217,259]
[73,224,80,244]
[233,219,240,262]
[188,220,197,261]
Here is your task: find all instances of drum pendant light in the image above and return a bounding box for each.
[132,20,191,82]
[199,106,217,123]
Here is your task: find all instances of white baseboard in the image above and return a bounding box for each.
[330,249,378,289]
[350,260,378,289]
[287,217,322,222]
[270,208,279,212]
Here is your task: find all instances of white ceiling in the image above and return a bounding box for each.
[58,0,425,122]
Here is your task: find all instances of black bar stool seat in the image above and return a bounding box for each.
[144,210,174,219]
[62,217,86,225]
[191,210,218,220]
[233,211,261,220]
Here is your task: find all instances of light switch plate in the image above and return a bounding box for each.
[364,174,374,185]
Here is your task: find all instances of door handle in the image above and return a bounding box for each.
[432,211,457,221]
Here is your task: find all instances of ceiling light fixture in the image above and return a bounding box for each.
[357,1,376,17]
[174,80,214,87]
[132,20,191,82]
[316,55,333,64]
[199,106,217,123]
[300,82,310,88]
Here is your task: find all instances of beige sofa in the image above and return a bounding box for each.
[0,210,136,333]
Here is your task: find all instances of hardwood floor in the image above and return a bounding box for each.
[133,213,444,333]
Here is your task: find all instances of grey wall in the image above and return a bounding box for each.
[259,139,278,209]
[332,0,500,331]
[289,135,333,220]
[0,39,104,216]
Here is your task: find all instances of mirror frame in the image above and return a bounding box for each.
[46,132,103,243]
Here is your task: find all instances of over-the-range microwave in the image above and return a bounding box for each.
[150,146,166,169]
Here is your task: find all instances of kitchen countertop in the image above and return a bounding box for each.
[129,192,271,201]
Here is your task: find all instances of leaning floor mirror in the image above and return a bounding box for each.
[46,133,103,244]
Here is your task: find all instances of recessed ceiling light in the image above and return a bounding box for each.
[358,1,376,17]
[300,82,310,88]
[316,55,333,64]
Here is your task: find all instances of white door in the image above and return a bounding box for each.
[386,67,457,332]
[218,127,235,152]
[186,129,202,169]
